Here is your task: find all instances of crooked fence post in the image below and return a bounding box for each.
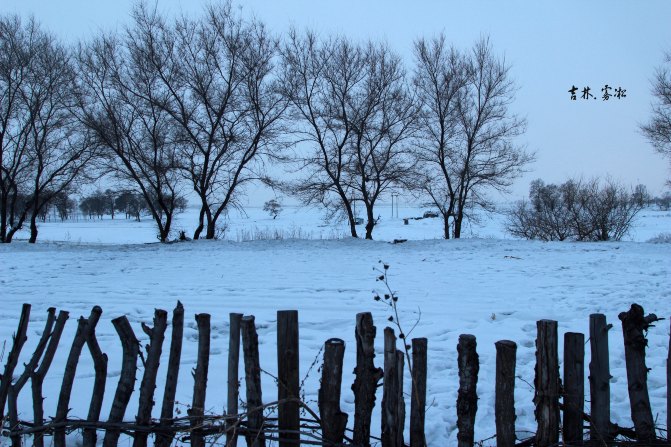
[189,313,211,447]
[0,303,31,421]
[242,315,265,447]
[319,338,347,445]
[277,310,300,447]
[8,308,55,447]
[57,307,102,447]
[227,312,243,447]
[103,316,140,447]
[410,338,427,447]
[563,332,584,445]
[82,307,106,447]
[352,312,383,447]
[156,301,184,447]
[589,313,612,443]
[619,304,658,442]
[495,340,516,447]
[133,308,168,447]
[32,310,69,447]
[456,334,478,447]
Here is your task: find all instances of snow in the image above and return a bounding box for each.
[0,206,670,446]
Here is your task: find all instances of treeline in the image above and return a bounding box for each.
[2,3,657,244]
[0,1,532,243]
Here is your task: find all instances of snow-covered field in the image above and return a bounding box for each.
[0,205,670,446]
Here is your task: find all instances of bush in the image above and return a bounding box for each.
[506,178,644,241]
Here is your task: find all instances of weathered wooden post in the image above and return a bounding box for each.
[410,338,427,447]
[83,307,107,447]
[563,332,584,445]
[32,310,69,447]
[534,320,559,447]
[133,308,168,447]
[618,304,659,442]
[319,338,348,445]
[589,313,612,443]
[457,334,478,447]
[495,340,516,447]
[382,327,402,447]
[104,315,140,447]
[395,350,406,446]
[0,303,31,420]
[227,312,243,447]
[351,312,383,447]
[8,308,55,447]
[668,318,670,443]
[242,315,265,447]
[58,307,103,447]
[277,310,300,446]
[156,301,184,447]
[189,313,211,447]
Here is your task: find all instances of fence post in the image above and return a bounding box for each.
[83,307,107,447]
[57,308,100,447]
[395,350,406,446]
[495,340,516,447]
[534,319,559,447]
[319,338,348,445]
[156,301,184,447]
[227,312,243,447]
[352,312,383,447]
[278,310,300,446]
[133,308,168,447]
[189,313,211,447]
[668,318,670,443]
[242,315,265,447]
[410,338,427,447]
[103,316,140,447]
[382,327,401,447]
[456,334,478,447]
[619,304,658,442]
[563,332,584,445]
[31,310,69,447]
[8,308,55,447]
[589,313,612,443]
[0,303,31,421]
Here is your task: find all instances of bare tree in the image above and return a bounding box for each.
[76,20,184,242]
[343,42,418,239]
[413,35,531,238]
[282,32,417,239]
[411,34,467,239]
[133,2,286,240]
[280,31,364,237]
[641,51,671,183]
[0,15,93,243]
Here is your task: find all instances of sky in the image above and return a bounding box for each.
[4,0,671,203]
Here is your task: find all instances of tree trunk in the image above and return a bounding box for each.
[1,195,7,242]
[206,219,216,239]
[193,205,205,240]
[365,205,375,240]
[453,211,463,239]
[29,210,39,243]
[442,214,450,239]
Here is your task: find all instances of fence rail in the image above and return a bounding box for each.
[0,301,669,446]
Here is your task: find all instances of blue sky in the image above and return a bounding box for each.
[4,0,671,201]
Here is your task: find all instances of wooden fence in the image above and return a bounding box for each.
[0,302,669,446]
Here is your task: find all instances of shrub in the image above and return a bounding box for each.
[506,178,644,241]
